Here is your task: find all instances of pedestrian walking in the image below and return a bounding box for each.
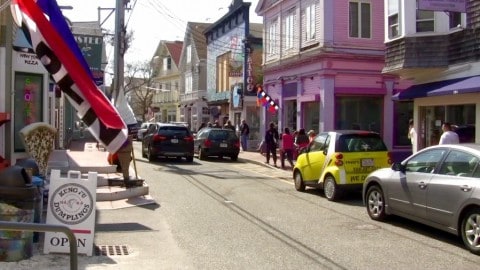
[264,122,279,167]
[239,119,250,151]
[280,127,294,169]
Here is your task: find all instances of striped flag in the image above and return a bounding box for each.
[11,0,128,154]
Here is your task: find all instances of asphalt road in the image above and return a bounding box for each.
[112,143,479,269]
[2,142,479,269]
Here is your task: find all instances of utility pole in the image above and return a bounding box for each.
[113,0,126,105]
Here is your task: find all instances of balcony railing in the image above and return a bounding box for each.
[180,90,207,103]
[153,90,180,103]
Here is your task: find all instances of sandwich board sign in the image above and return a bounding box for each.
[44,170,97,256]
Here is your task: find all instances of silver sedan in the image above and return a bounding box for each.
[363,144,480,255]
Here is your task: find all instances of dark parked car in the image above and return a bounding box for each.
[141,123,194,162]
[363,144,480,255]
[194,128,240,161]
[454,125,475,143]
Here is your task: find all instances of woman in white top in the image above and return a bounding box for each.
[408,119,417,145]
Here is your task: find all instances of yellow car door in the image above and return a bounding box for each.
[298,134,330,181]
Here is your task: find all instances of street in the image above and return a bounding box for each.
[2,142,480,269]
[98,142,479,269]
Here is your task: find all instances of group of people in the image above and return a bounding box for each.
[198,119,250,152]
[262,122,316,168]
[408,119,460,152]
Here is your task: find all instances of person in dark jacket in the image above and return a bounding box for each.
[264,122,279,167]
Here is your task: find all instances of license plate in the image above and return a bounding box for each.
[171,139,178,143]
[361,158,374,167]
[220,143,228,148]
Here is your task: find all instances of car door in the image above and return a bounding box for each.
[385,148,447,220]
[299,133,329,181]
[426,149,479,226]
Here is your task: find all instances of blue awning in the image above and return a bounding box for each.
[428,75,480,97]
[392,77,468,101]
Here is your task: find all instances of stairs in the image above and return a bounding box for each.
[47,142,154,209]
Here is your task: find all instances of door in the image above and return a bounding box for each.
[427,150,479,226]
[300,133,329,182]
[386,148,447,219]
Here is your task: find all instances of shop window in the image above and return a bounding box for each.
[14,72,44,152]
[303,101,319,132]
[393,101,413,146]
[335,96,382,133]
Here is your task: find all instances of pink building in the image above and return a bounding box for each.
[255,0,410,159]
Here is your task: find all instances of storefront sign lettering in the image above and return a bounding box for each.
[18,53,39,66]
[49,236,87,248]
[247,53,253,92]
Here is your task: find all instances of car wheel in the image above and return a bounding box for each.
[147,146,155,162]
[366,185,387,221]
[294,170,305,192]
[323,176,340,201]
[198,147,206,160]
[186,156,194,162]
[231,155,238,161]
[142,145,147,158]
[461,208,480,255]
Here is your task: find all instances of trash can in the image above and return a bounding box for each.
[0,165,37,262]
[15,158,43,243]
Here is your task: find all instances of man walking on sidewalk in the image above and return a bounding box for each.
[240,119,250,151]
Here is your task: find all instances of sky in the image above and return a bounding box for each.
[57,0,262,74]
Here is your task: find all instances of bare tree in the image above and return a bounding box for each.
[124,61,156,122]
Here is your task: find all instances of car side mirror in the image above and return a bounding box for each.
[391,162,405,173]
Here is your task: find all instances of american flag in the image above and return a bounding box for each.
[11,0,128,154]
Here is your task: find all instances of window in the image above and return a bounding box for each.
[349,1,371,38]
[438,150,478,177]
[311,134,329,152]
[449,12,462,29]
[393,101,413,146]
[335,96,381,133]
[185,73,192,94]
[268,19,279,55]
[284,10,295,49]
[304,3,316,41]
[186,45,192,64]
[216,52,230,92]
[14,72,44,152]
[406,149,447,173]
[163,57,171,71]
[388,0,400,38]
[416,0,434,32]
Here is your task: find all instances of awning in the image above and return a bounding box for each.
[392,77,466,101]
[428,75,480,97]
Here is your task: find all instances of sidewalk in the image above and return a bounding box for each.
[0,139,293,269]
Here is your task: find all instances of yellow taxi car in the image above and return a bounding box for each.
[293,130,392,201]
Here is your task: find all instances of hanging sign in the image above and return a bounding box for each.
[44,170,97,256]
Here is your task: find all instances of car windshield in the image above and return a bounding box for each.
[209,130,236,140]
[159,126,190,136]
[338,134,387,152]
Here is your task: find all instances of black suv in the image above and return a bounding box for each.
[141,123,194,162]
[194,127,240,161]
